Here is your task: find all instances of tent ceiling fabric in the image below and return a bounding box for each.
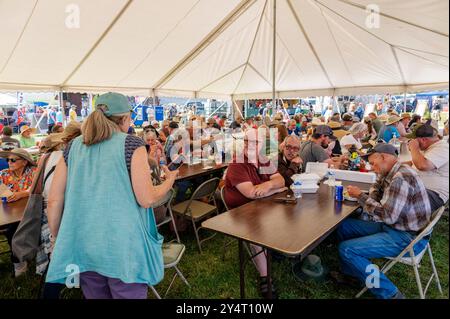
[0,0,448,98]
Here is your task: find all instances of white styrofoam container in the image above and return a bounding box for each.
[299,184,320,193]
[329,169,376,184]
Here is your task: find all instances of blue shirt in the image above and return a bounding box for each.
[379,125,400,143]
[47,111,56,125]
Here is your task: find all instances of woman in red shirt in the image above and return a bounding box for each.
[223,129,286,298]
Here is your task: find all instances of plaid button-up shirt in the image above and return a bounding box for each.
[358,162,432,232]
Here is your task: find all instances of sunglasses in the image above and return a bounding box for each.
[7,158,21,163]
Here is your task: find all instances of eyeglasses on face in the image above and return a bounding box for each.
[7,158,21,163]
[285,145,300,152]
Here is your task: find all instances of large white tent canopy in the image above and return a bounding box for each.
[0,0,448,99]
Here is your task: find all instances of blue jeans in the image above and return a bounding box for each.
[337,218,428,299]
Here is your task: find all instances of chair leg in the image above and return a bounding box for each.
[149,285,162,299]
[412,264,425,299]
[190,218,203,254]
[175,266,190,288]
[164,272,180,298]
[427,244,443,295]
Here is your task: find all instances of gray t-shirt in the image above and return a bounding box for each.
[299,140,330,170]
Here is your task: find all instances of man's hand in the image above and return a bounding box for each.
[347,185,362,198]
[408,139,420,152]
[254,182,273,197]
[291,156,303,166]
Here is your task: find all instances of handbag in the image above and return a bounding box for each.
[12,154,52,262]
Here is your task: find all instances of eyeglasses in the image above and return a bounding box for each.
[7,158,20,163]
[285,145,300,152]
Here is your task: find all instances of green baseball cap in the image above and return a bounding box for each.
[95,92,133,116]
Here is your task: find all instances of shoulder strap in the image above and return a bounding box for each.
[31,154,51,195]
[43,165,56,187]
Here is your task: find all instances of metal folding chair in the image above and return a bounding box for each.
[171,177,221,253]
[356,204,447,299]
[149,189,190,299]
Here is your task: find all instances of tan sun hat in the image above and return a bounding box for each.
[0,148,36,166]
[328,121,343,129]
[20,125,36,135]
[386,115,402,126]
[401,112,411,119]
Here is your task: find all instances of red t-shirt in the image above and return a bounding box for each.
[224,161,274,209]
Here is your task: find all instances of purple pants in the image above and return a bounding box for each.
[80,271,148,299]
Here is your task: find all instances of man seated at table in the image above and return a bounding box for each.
[334,143,432,299]
[405,121,448,211]
[299,125,344,170]
[278,135,302,187]
[223,129,286,298]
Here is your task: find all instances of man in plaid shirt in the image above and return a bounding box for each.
[334,143,432,299]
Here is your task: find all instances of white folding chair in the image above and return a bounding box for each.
[149,190,190,299]
[356,204,446,299]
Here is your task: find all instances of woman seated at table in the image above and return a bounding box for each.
[0,148,37,277]
[223,129,286,299]
[340,123,367,155]
[18,125,37,148]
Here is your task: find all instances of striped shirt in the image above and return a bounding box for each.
[357,162,432,232]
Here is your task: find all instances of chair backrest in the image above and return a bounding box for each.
[191,177,221,201]
[220,185,230,211]
[151,189,174,210]
[400,203,447,256]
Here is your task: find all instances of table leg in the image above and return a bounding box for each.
[239,239,245,299]
[266,249,273,299]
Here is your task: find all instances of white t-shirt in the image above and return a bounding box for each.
[43,151,63,204]
[414,140,449,202]
[340,134,362,154]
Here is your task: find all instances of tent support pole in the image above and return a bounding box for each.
[403,91,407,113]
[271,0,276,118]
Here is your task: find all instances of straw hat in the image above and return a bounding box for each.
[386,115,402,126]
[20,125,36,135]
[0,148,36,166]
[328,121,343,129]
[311,117,324,126]
[401,112,411,119]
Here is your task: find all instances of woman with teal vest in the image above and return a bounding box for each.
[45,92,178,299]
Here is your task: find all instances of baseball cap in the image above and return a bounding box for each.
[96,92,133,116]
[406,120,439,139]
[342,113,353,121]
[314,125,334,138]
[362,143,399,160]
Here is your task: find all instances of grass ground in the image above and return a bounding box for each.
[0,213,448,299]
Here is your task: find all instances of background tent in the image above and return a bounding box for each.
[0,0,448,98]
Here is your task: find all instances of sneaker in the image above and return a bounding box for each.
[14,261,28,278]
[391,290,406,299]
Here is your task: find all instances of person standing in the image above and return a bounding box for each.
[47,107,57,134]
[69,105,78,122]
[45,92,178,299]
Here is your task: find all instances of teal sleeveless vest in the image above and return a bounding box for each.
[45,133,164,285]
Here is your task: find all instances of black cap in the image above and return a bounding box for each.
[414,122,438,138]
[362,143,399,160]
[314,125,334,138]
[169,121,179,129]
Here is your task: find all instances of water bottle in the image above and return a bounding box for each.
[328,170,336,187]
[291,181,303,199]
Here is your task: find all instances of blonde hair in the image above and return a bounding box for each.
[81,107,129,146]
